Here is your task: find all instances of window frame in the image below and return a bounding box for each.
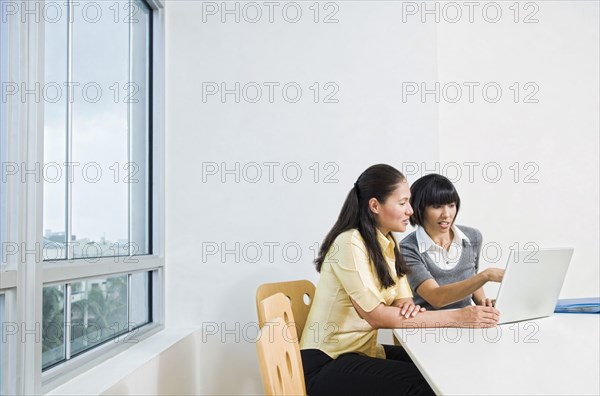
[0,289,17,396]
[0,0,16,392]
[0,0,166,393]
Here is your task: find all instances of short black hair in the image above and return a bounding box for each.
[409,174,461,227]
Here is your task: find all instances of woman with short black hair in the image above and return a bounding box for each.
[300,165,500,396]
[400,173,504,311]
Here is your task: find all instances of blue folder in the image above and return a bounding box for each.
[555,297,600,314]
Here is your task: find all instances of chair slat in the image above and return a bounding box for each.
[256,280,315,341]
[256,297,306,395]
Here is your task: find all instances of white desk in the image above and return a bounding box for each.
[393,314,600,395]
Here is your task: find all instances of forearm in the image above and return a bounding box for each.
[352,299,499,329]
[368,305,461,329]
[424,273,488,309]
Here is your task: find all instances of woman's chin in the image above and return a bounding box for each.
[394,224,408,233]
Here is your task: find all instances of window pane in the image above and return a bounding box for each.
[130,271,151,328]
[70,275,128,356]
[42,0,152,260]
[71,1,130,258]
[131,0,152,255]
[42,285,66,369]
[43,2,68,261]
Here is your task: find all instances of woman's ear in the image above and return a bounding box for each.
[368,197,380,215]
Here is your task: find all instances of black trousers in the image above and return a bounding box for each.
[301,345,436,396]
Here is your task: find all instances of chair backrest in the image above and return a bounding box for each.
[256,280,315,341]
[256,314,306,396]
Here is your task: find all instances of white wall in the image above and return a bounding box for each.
[120,2,600,395]
[165,2,438,394]
[436,1,600,298]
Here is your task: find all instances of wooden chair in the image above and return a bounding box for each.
[256,280,315,342]
[256,295,306,395]
[256,316,306,396]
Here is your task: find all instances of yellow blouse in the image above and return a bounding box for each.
[300,228,413,359]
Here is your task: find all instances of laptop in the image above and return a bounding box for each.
[494,248,574,324]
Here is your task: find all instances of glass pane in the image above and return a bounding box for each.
[130,271,150,328]
[70,275,128,356]
[41,0,152,260]
[43,2,68,261]
[42,285,66,369]
[71,1,130,258]
[130,0,152,255]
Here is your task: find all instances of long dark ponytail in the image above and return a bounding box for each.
[314,164,409,288]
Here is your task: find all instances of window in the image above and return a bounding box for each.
[42,0,159,378]
[42,271,152,370]
[43,0,152,260]
[0,0,165,392]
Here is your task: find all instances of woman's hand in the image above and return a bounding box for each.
[394,299,426,319]
[475,297,496,307]
[456,305,500,328]
[483,268,505,283]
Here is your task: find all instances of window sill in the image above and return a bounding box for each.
[44,327,198,396]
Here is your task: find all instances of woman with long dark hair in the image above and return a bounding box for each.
[400,173,504,310]
[300,164,500,396]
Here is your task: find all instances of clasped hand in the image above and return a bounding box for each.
[394,299,426,319]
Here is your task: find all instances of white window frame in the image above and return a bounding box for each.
[0,289,17,396]
[0,0,16,392]
[0,0,166,393]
